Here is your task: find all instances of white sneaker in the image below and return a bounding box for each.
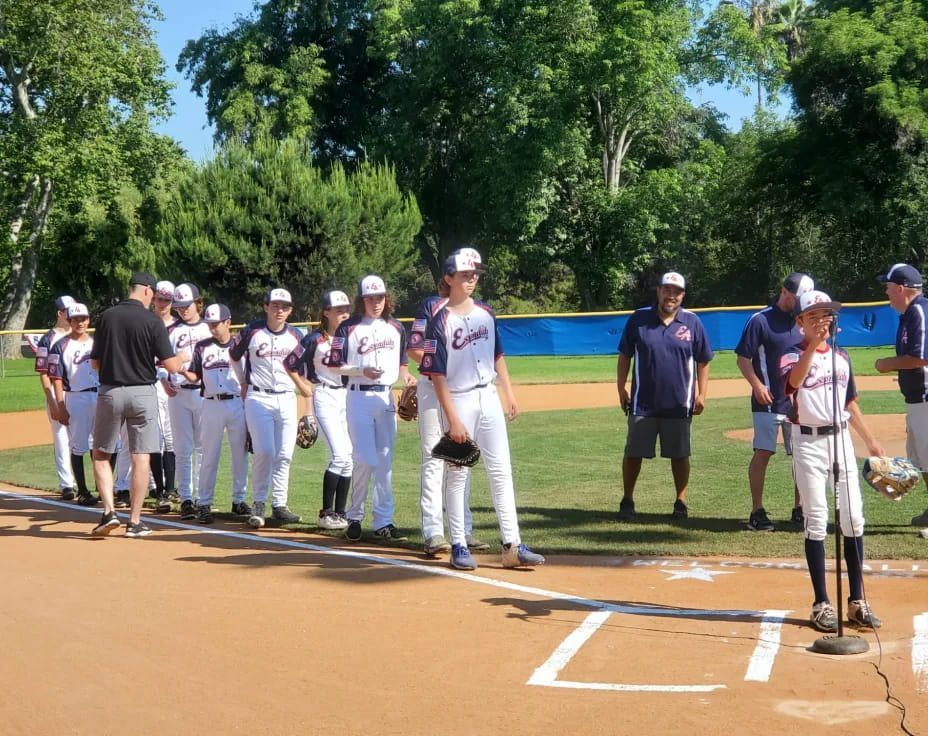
[424,535,452,556]
[318,510,347,530]
[248,501,266,529]
[501,542,545,568]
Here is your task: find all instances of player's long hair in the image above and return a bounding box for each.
[353,293,394,321]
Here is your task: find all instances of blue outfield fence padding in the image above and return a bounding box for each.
[496,303,897,356]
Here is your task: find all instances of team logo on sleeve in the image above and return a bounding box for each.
[421,356,433,369]
[331,337,345,350]
[412,318,427,332]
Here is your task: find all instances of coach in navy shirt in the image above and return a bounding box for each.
[874,263,928,527]
[616,272,713,521]
[735,272,812,532]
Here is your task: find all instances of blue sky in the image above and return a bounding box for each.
[154,0,783,160]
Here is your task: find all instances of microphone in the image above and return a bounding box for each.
[828,312,838,337]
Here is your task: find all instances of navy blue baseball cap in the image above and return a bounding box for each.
[878,263,922,288]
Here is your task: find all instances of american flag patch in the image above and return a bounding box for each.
[422,339,437,354]
[412,318,427,332]
[331,337,345,350]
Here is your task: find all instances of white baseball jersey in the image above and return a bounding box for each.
[419,301,502,391]
[167,318,212,385]
[230,320,303,392]
[329,316,408,386]
[47,336,99,392]
[188,337,242,397]
[780,343,858,426]
[284,331,347,388]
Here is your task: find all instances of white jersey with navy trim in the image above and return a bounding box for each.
[329,316,408,387]
[167,318,212,385]
[47,336,98,392]
[781,343,858,426]
[419,301,502,391]
[284,331,346,388]
[189,337,242,397]
[230,319,303,392]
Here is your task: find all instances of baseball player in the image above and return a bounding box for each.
[284,290,353,530]
[873,263,928,527]
[328,275,415,542]
[407,280,487,555]
[47,303,100,506]
[781,290,884,631]
[420,248,545,570]
[229,287,303,528]
[735,272,813,531]
[150,279,177,511]
[164,282,211,520]
[35,295,77,498]
[182,304,250,523]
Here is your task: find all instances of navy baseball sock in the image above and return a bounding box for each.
[163,451,176,490]
[334,474,351,514]
[844,535,865,602]
[804,538,829,603]
[70,454,88,494]
[322,470,339,511]
[149,452,165,494]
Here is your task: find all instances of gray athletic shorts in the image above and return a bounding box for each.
[625,415,691,459]
[94,384,160,454]
[752,411,793,454]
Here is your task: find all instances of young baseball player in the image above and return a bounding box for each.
[151,279,177,511]
[407,280,487,555]
[285,290,353,530]
[35,295,77,498]
[421,248,545,570]
[47,303,100,506]
[164,282,211,519]
[182,304,250,524]
[781,290,885,632]
[230,287,303,528]
[328,275,415,542]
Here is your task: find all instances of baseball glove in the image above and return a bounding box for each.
[431,433,481,467]
[862,456,920,501]
[296,415,319,449]
[397,384,418,421]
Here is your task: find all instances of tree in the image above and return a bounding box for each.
[0,0,171,353]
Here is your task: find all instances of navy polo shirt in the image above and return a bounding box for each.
[734,304,802,414]
[618,306,713,418]
[896,293,928,403]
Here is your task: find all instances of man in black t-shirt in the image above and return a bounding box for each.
[89,272,181,538]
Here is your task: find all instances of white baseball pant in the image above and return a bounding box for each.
[791,425,865,541]
[197,396,249,506]
[169,388,204,502]
[64,391,96,456]
[245,390,297,508]
[417,378,473,539]
[46,403,75,489]
[313,385,352,477]
[443,384,520,547]
[156,380,174,452]
[346,388,396,529]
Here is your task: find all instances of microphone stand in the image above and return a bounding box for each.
[812,312,868,655]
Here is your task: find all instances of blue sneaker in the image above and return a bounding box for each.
[501,542,545,568]
[450,543,477,570]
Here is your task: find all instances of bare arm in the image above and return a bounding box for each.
[399,363,415,387]
[875,355,928,372]
[693,361,710,415]
[52,378,67,424]
[737,355,772,405]
[162,356,182,374]
[407,348,424,365]
[616,353,631,409]
[494,355,519,421]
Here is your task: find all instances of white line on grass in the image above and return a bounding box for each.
[914,613,928,694]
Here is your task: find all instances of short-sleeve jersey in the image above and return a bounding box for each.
[229,319,303,392]
[419,301,503,392]
[618,306,714,418]
[408,295,448,350]
[895,293,928,403]
[47,336,98,392]
[166,318,212,385]
[735,304,803,414]
[329,316,408,387]
[34,328,68,374]
[284,331,347,388]
[780,343,857,426]
[188,337,241,397]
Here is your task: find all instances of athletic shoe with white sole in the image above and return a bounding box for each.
[91,511,121,536]
[125,521,153,538]
[114,490,131,509]
[464,534,490,551]
[196,505,214,525]
[501,543,545,568]
[272,506,301,523]
[231,501,252,517]
[847,599,882,629]
[155,492,172,513]
[318,510,348,530]
[810,601,838,632]
[424,535,452,556]
[180,499,197,520]
[450,543,477,570]
[77,490,99,507]
[373,524,407,542]
[747,508,775,532]
[247,501,266,529]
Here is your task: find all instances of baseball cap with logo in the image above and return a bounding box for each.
[155,280,175,300]
[66,303,89,320]
[877,263,923,288]
[322,290,351,309]
[55,295,76,311]
[130,271,158,290]
[798,290,842,315]
[265,287,292,305]
[443,247,486,276]
[359,275,387,297]
[660,272,686,290]
[173,283,200,307]
[783,272,814,297]
[204,303,232,323]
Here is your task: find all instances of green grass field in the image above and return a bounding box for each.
[2,391,925,559]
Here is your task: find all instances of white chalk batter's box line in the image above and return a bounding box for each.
[610,558,926,578]
[4,490,927,694]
